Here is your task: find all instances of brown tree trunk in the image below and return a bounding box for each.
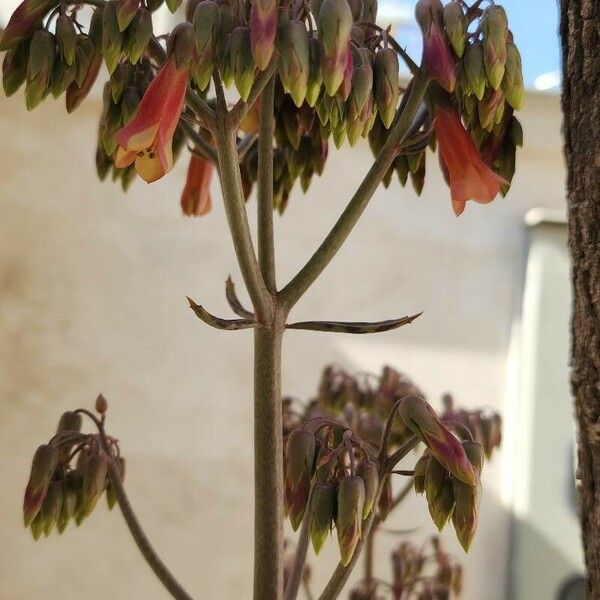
[561,1,600,595]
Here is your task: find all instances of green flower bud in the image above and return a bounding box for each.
[30,512,45,540]
[192,0,220,91]
[357,461,378,519]
[284,429,316,530]
[102,1,124,75]
[25,29,55,110]
[57,471,81,533]
[56,14,77,66]
[347,60,372,122]
[508,115,523,147]
[478,88,504,131]
[0,0,59,52]
[227,27,255,101]
[165,0,182,13]
[318,0,352,55]
[335,475,365,566]
[56,410,83,434]
[250,0,278,71]
[106,457,125,510]
[306,37,323,107]
[168,22,196,70]
[50,57,77,98]
[89,7,104,49]
[127,7,153,64]
[394,153,409,186]
[481,5,508,90]
[318,0,353,96]
[398,396,475,486]
[116,0,140,32]
[452,471,481,552]
[413,452,429,494]
[110,61,130,103]
[2,43,29,97]
[309,481,335,554]
[121,85,141,123]
[28,444,59,496]
[463,42,486,100]
[278,20,309,107]
[81,454,108,517]
[66,41,102,112]
[443,1,466,58]
[502,42,524,110]
[41,480,63,536]
[373,47,399,128]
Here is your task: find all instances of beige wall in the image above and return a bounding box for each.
[0,88,565,599]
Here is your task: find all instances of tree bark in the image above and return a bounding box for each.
[561,1,600,595]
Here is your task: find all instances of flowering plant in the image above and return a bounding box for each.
[1,0,522,598]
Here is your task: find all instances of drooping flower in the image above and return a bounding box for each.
[181,155,214,217]
[433,104,505,216]
[115,56,189,183]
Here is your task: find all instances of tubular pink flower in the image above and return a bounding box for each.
[115,56,189,183]
[433,105,505,217]
[181,155,214,217]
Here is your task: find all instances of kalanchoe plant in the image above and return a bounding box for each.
[281,365,502,599]
[2,0,518,598]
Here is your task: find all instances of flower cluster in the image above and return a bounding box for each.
[401,0,524,215]
[0,0,523,218]
[282,364,503,565]
[22,397,124,540]
[350,536,463,599]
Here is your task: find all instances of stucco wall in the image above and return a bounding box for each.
[0,88,565,599]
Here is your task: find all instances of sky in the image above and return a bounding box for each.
[381,0,561,91]
[0,0,561,91]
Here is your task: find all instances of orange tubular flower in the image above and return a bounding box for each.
[433,105,505,216]
[181,155,214,217]
[115,56,189,183]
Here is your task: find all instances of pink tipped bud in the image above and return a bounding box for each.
[318,0,353,96]
[398,396,475,486]
[0,0,58,51]
[278,20,309,107]
[250,0,278,71]
[95,394,108,415]
[284,429,316,530]
[415,0,456,92]
[335,475,365,566]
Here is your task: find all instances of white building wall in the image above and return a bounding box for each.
[0,88,567,599]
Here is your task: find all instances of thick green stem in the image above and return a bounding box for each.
[280,74,430,311]
[254,325,285,600]
[214,125,273,322]
[257,77,277,293]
